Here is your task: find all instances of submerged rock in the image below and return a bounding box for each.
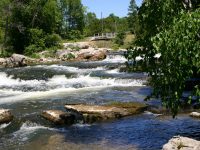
[41,110,75,125]
[162,136,200,150]
[190,112,200,118]
[65,102,147,123]
[0,109,13,124]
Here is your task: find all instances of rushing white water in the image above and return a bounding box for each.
[103,55,127,63]
[0,70,146,104]
[0,54,147,104]
[13,121,58,142]
[32,65,106,74]
[0,123,10,129]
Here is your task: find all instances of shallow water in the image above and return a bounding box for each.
[0,53,199,150]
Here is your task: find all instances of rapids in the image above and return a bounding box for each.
[0,52,199,150]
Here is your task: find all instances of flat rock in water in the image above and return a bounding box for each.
[190,112,200,118]
[41,110,75,125]
[0,109,13,124]
[162,136,200,150]
[65,102,147,123]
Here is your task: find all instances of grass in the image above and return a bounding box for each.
[62,37,91,43]
[90,40,115,49]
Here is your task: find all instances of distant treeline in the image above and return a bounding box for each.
[0,0,135,55]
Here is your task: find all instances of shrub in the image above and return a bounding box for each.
[24,44,43,56]
[67,30,83,40]
[64,53,75,60]
[24,28,45,55]
[45,33,62,48]
[28,28,45,49]
[114,32,125,46]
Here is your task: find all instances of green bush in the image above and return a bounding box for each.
[24,28,45,55]
[28,28,45,49]
[64,53,75,60]
[30,53,41,59]
[24,44,44,56]
[45,33,62,48]
[67,30,83,41]
[114,32,125,46]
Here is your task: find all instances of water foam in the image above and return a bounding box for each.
[0,72,45,87]
[13,121,58,141]
[103,55,127,63]
[33,65,105,74]
[0,123,10,129]
[0,71,145,104]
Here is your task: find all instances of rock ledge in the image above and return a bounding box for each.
[162,136,200,150]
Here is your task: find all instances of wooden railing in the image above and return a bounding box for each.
[91,33,116,41]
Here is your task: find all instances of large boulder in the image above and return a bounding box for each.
[4,54,34,67]
[0,58,6,67]
[190,112,200,118]
[56,50,71,59]
[76,48,107,61]
[162,136,200,150]
[41,110,76,125]
[0,109,13,124]
[63,42,90,49]
[65,102,147,123]
[10,54,27,67]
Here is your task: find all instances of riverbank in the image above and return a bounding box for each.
[0,42,111,68]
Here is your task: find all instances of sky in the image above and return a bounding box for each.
[82,0,143,18]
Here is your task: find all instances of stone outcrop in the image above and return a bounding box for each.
[65,102,147,123]
[162,136,200,150]
[76,48,106,61]
[0,58,6,67]
[63,42,90,49]
[190,112,200,118]
[0,109,13,124]
[1,54,36,67]
[41,110,76,125]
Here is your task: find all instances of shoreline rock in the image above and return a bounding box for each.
[65,102,147,123]
[0,109,13,124]
[162,136,200,150]
[0,48,108,68]
[190,112,200,118]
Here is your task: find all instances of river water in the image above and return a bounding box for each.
[0,52,200,150]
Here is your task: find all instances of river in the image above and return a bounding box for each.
[0,52,200,150]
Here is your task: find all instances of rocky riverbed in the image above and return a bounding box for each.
[0,42,108,68]
[0,50,200,150]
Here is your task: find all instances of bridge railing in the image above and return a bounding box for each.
[91,33,116,41]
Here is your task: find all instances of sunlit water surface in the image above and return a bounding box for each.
[0,53,200,150]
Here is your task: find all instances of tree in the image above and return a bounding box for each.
[0,0,11,50]
[127,0,138,34]
[149,9,200,116]
[8,0,62,54]
[135,0,183,47]
[126,0,200,116]
[84,12,101,36]
[59,0,84,39]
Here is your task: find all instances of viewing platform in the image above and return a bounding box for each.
[91,33,116,41]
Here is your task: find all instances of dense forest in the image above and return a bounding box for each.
[0,0,130,56]
[0,0,199,116]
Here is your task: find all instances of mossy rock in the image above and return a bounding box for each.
[65,102,147,123]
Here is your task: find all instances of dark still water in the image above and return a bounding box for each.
[0,53,200,150]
